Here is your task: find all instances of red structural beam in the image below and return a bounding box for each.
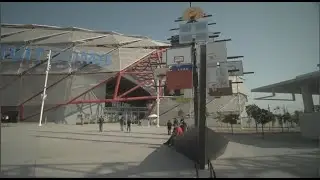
[65,49,158,105]
[117,79,152,98]
[118,84,141,98]
[122,71,153,74]
[21,49,167,121]
[113,73,122,99]
[21,77,116,121]
[69,96,157,104]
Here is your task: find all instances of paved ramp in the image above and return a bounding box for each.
[1,123,196,178]
[1,123,319,178]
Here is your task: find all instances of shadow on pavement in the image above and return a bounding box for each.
[2,151,317,178]
[214,151,320,178]
[93,129,168,136]
[88,145,196,178]
[0,146,195,178]
[217,132,318,149]
[0,162,136,178]
[33,135,164,147]
[36,130,168,140]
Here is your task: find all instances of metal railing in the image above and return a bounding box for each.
[208,160,216,178]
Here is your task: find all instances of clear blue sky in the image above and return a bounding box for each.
[2,2,319,112]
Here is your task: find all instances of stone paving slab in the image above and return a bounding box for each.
[1,123,196,178]
[1,123,319,178]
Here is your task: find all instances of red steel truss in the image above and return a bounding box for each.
[22,48,167,121]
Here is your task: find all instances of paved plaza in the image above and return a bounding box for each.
[1,123,319,178]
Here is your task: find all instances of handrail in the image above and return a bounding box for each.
[194,162,199,178]
[208,160,216,178]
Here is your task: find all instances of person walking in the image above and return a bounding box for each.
[167,120,173,135]
[119,116,124,131]
[127,118,132,132]
[180,118,185,125]
[173,118,179,127]
[98,116,104,132]
[181,121,188,133]
[164,124,184,147]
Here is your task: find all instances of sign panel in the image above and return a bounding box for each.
[0,45,112,67]
[206,63,229,90]
[219,60,244,76]
[166,70,193,90]
[196,41,227,66]
[208,80,233,97]
[165,46,192,66]
[179,21,208,44]
[170,64,193,71]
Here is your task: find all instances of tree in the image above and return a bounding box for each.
[246,104,261,133]
[283,112,291,131]
[292,110,301,126]
[271,114,277,129]
[258,109,273,138]
[275,114,284,132]
[222,113,238,135]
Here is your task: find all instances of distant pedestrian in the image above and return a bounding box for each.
[98,116,104,132]
[181,121,188,133]
[80,114,84,125]
[180,118,185,125]
[173,118,179,127]
[164,123,184,146]
[119,116,124,131]
[127,118,132,132]
[167,120,173,135]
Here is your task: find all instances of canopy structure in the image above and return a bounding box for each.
[251,70,320,113]
[251,71,320,95]
[251,70,320,139]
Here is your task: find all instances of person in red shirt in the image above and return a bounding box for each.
[175,125,183,136]
[164,124,183,146]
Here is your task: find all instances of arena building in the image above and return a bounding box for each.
[0,24,248,126]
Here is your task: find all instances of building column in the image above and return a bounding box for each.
[301,85,314,113]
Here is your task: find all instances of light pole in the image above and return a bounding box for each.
[0,3,2,127]
[156,79,160,127]
[169,4,215,170]
[151,60,167,128]
[39,50,52,127]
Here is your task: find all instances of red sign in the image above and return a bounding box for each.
[166,70,193,90]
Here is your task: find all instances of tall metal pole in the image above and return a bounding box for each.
[0,3,2,127]
[318,3,320,106]
[199,44,207,170]
[236,76,242,129]
[156,79,160,127]
[39,50,52,126]
[192,39,199,127]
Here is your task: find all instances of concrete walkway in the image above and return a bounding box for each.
[1,123,319,178]
[1,123,196,178]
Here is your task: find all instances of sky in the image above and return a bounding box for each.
[1,2,319,112]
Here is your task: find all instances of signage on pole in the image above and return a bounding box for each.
[179,21,209,44]
[197,41,228,66]
[170,64,193,71]
[165,46,192,66]
[219,60,244,76]
[206,63,229,90]
[208,80,233,97]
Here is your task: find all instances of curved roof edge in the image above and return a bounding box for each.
[1,23,149,37]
